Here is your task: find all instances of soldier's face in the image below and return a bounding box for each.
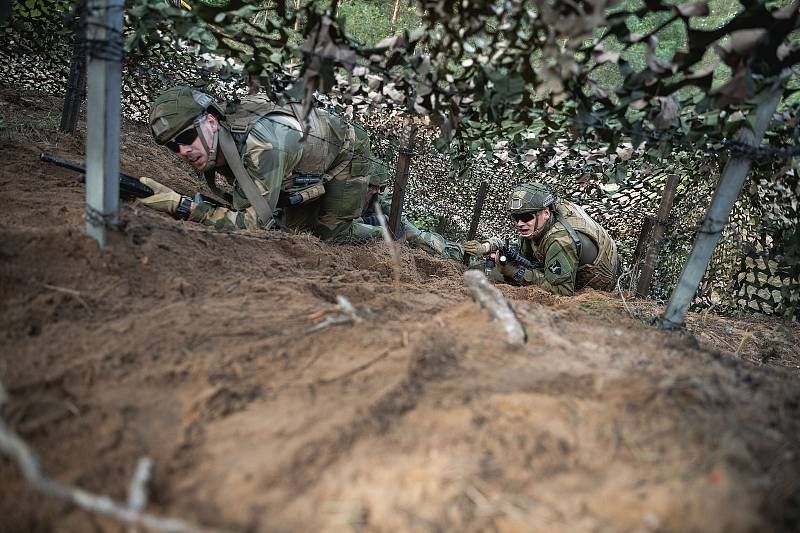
[515,209,550,238]
[176,115,218,170]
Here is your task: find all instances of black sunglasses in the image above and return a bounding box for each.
[165,126,199,153]
[511,211,538,223]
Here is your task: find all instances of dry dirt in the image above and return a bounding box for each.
[1,89,800,533]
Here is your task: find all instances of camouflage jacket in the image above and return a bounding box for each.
[188,104,369,241]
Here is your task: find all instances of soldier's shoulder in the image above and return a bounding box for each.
[542,224,575,249]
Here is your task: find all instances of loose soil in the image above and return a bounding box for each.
[1,89,799,533]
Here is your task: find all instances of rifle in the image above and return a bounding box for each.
[497,239,543,271]
[40,153,226,208]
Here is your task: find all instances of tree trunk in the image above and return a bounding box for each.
[391,0,401,31]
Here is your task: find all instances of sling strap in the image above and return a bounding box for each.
[555,211,583,260]
[217,127,275,229]
[202,171,234,205]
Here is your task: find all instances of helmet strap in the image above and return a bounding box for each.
[530,212,542,235]
[193,115,219,172]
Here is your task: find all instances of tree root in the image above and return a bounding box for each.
[464,270,527,346]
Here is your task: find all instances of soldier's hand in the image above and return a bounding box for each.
[138,177,184,216]
[496,259,519,278]
[463,240,490,256]
[496,258,530,284]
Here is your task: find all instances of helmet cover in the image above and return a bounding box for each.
[507,182,556,214]
[149,86,215,144]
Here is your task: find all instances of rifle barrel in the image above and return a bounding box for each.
[40,152,154,199]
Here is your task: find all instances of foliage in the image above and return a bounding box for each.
[120,0,800,168]
[12,0,71,19]
[337,0,421,47]
[1,0,73,33]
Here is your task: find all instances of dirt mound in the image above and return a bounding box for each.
[1,92,799,532]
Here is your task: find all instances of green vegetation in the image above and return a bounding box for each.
[338,0,421,47]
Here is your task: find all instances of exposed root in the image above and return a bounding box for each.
[0,382,228,533]
[464,270,526,345]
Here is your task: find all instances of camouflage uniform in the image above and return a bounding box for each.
[149,87,372,241]
[486,184,619,295]
[350,162,464,261]
[353,193,464,261]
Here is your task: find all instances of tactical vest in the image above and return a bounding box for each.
[205,95,356,208]
[225,95,334,178]
[525,200,619,290]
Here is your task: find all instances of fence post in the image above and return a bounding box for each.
[635,173,679,297]
[61,0,87,134]
[388,124,417,238]
[662,73,787,330]
[463,180,489,265]
[84,0,123,248]
[632,217,654,268]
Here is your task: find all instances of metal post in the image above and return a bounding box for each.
[61,0,87,134]
[636,173,679,297]
[388,125,417,238]
[463,180,489,265]
[84,0,123,248]
[662,75,786,329]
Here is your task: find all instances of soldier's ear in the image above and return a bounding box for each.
[206,113,219,131]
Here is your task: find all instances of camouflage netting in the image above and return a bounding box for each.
[1,9,797,319]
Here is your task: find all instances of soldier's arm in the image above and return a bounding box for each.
[349,220,384,239]
[521,239,578,295]
[188,119,303,231]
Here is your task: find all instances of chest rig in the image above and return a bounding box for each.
[202,96,337,208]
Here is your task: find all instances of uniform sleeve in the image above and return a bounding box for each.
[349,220,384,239]
[186,119,303,232]
[188,201,261,230]
[524,239,578,295]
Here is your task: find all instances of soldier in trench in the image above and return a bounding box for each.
[464,182,620,295]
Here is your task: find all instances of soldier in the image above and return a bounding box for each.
[351,162,464,262]
[464,182,619,295]
[139,85,374,242]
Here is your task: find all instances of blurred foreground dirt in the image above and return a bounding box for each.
[1,90,799,532]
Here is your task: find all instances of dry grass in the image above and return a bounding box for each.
[0,95,64,145]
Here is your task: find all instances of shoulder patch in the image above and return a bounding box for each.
[548,260,562,275]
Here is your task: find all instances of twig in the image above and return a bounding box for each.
[306,314,352,333]
[336,295,363,324]
[464,271,527,346]
[735,331,753,355]
[306,295,364,333]
[373,202,401,292]
[615,267,638,320]
[127,457,153,512]
[42,283,91,312]
[0,382,227,533]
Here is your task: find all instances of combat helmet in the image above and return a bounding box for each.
[507,182,556,215]
[369,161,390,188]
[149,86,226,171]
[149,86,219,144]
